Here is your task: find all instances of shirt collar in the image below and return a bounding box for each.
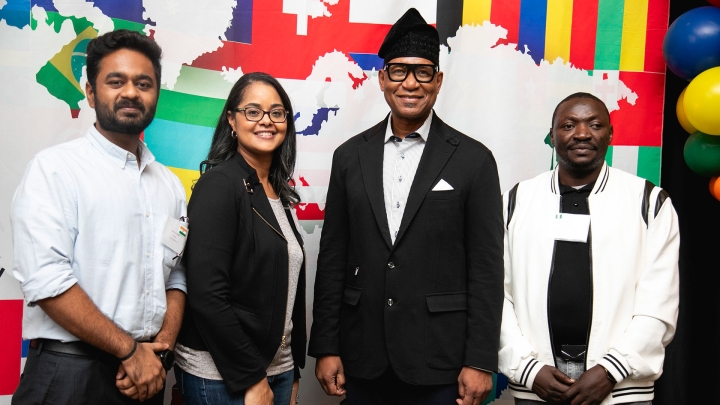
[86,124,156,169]
[558,181,595,195]
[384,110,434,144]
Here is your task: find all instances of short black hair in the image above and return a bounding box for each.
[551,92,610,128]
[86,29,162,90]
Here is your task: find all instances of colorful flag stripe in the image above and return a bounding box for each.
[569,0,599,71]
[462,0,492,26]
[144,118,213,171]
[619,0,649,72]
[490,0,521,46]
[518,0,548,64]
[644,0,669,73]
[0,300,23,395]
[168,167,201,202]
[155,90,224,128]
[544,0,573,64]
[637,146,662,185]
[594,0,625,70]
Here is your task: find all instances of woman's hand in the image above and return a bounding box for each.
[289,379,299,405]
[245,377,274,405]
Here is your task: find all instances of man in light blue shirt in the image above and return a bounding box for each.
[11,29,186,404]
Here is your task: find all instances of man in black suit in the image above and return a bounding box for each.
[308,8,504,405]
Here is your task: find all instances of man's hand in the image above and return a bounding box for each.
[116,364,138,399]
[120,341,168,401]
[563,365,615,405]
[245,377,273,405]
[532,365,574,404]
[315,355,346,396]
[456,367,493,405]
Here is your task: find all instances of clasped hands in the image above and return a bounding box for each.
[115,342,169,402]
[532,364,615,405]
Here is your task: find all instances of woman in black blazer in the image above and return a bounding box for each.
[174,72,305,405]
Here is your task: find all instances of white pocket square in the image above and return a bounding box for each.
[432,179,454,191]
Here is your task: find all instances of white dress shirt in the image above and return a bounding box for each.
[12,125,187,342]
[383,111,433,244]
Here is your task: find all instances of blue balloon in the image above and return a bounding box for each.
[663,6,720,80]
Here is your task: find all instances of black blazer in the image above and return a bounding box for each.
[177,153,306,394]
[308,114,504,385]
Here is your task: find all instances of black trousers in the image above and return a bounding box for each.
[12,345,165,405]
[345,368,458,405]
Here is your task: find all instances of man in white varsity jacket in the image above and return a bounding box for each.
[499,92,679,405]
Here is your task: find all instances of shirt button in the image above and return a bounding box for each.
[146,252,150,257]
[387,299,394,307]
[398,176,403,182]
[574,203,578,207]
[146,290,150,295]
[401,154,405,159]
[388,262,395,269]
[145,212,149,217]
[396,202,400,208]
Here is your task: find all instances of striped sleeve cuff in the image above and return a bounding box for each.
[598,350,630,383]
[513,357,543,390]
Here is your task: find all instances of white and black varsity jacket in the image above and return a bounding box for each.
[499,163,680,404]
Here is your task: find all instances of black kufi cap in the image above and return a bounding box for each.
[378,8,440,66]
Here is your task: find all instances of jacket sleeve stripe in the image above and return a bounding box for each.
[520,358,538,386]
[605,354,629,378]
[612,388,654,398]
[509,385,534,393]
[612,386,654,393]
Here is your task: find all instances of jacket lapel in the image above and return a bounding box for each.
[358,117,393,249]
[232,154,286,241]
[394,116,458,247]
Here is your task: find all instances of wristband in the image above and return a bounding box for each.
[119,340,138,362]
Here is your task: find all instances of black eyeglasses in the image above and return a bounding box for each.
[384,63,439,83]
[235,107,289,123]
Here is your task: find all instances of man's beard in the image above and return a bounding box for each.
[557,147,605,173]
[96,98,156,135]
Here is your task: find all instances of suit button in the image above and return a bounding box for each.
[387,262,395,269]
[387,299,394,306]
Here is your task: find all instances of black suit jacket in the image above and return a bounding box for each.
[177,153,306,394]
[308,114,504,384]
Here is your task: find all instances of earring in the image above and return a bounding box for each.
[231,130,237,139]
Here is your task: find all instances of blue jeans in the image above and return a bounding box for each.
[175,368,294,405]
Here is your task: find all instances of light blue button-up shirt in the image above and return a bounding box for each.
[383,111,432,244]
[12,125,187,342]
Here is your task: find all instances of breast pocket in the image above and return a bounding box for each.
[425,292,467,370]
[426,188,462,200]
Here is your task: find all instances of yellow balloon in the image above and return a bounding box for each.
[677,88,697,134]
[684,66,720,136]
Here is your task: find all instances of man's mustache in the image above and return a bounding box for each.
[114,101,146,113]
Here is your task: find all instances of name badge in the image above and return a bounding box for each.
[553,213,590,243]
[161,215,189,255]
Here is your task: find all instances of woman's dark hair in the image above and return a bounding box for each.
[86,29,162,89]
[200,72,300,205]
